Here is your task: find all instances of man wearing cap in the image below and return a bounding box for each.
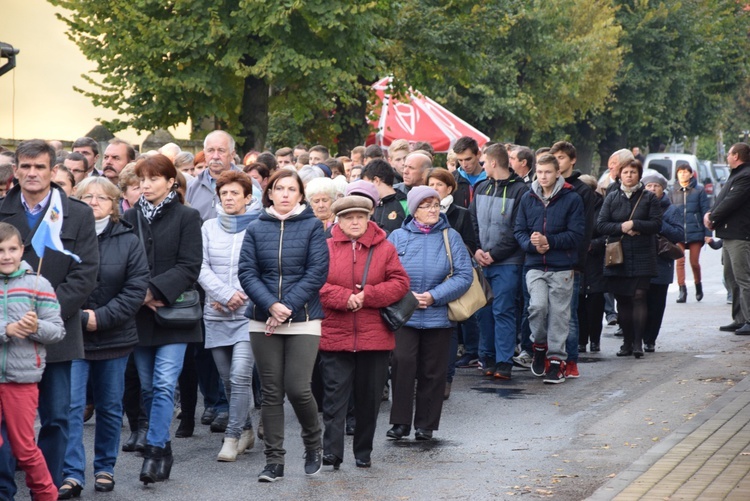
[319,194,410,467]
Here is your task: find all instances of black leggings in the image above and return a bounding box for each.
[615,289,648,350]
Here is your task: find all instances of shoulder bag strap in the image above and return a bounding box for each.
[442,229,454,278]
[360,245,375,287]
[628,190,645,220]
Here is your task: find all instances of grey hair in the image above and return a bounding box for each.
[610,148,634,165]
[203,130,236,152]
[305,177,337,199]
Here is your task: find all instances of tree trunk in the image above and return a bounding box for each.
[238,73,270,155]
[335,77,371,155]
[514,127,533,148]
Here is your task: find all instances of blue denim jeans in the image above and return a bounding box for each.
[565,271,581,363]
[211,341,254,439]
[63,356,129,485]
[134,344,187,448]
[457,313,480,356]
[477,264,521,364]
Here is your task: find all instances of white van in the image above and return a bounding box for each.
[644,153,716,201]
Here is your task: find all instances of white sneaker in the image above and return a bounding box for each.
[512,350,532,369]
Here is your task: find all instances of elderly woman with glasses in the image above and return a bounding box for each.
[59,177,150,498]
[386,187,473,441]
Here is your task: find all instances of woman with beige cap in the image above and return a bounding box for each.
[319,195,410,469]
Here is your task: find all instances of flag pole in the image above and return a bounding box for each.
[32,255,43,310]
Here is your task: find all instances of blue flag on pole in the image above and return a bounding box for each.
[31,189,81,263]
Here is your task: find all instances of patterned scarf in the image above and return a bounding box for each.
[413,220,435,234]
[139,191,176,223]
[620,181,642,199]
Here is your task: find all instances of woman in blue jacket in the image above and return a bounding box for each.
[386,187,473,441]
[238,169,329,482]
[669,164,711,302]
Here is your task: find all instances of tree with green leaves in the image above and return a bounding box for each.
[381,0,623,146]
[49,0,387,153]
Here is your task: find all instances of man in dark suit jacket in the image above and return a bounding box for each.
[0,139,98,495]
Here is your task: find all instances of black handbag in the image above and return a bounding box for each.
[361,247,418,331]
[136,213,202,329]
[154,289,202,328]
[657,235,684,260]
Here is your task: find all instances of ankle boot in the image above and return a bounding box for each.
[135,422,148,454]
[157,441,173,481]
[695,282,703,302]
[122,429,139,452]
[217,437,239,462]
[139,445,163,485]
[676,285,687,303]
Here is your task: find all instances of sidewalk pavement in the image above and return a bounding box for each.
[589,373,750,500]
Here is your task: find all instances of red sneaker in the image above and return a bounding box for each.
[565,360,580,378]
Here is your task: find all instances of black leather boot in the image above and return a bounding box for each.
[676,285,687,303]
[135,422,148,454]
[695,282,703,302]
[122,429,139,452]
[157,441,173,481]
[140,445,163,485]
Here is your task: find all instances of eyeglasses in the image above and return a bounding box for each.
[81,194,112,204]
[417,204,441,211]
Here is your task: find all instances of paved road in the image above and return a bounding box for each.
[14,247,749,500]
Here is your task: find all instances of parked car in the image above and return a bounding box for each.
[697,160,719,202]
[711,163,730,193]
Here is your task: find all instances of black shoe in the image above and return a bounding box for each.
[386,424,411,440]
[590,342,601,352]
[355,458,372,468]
[543,359,565,384]
[122,430,139,452]
[493,362,512,380]
[156,441,173,481]
[735,323,750,335]
[304,448,322,476]
[201,407,216,425]
[134,426,148,453]
[644,344,655,352]
[482,357,495,377]
[455,353,479,368]
[606,315,618,326]
[175,418,194,438]
[94,472,115,492]
[345,423,355,436]
[414,428,433,441]
[83,403,95,423]
[531,344,547,377]
[616,345,633,357]
[633,344,644,359]
[614,327,624,337]
[258,463,284,482]
[720,322,744,332]
[578,344,587,353]
[139,445,163,485]
[57,479,83,499]
[676,285,687,303]
[695,283,703,302]
[322,453,342,470]
[210,412,229,433]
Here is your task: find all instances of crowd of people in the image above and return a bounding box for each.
[0,131,744,498]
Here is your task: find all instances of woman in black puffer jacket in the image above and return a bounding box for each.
[238,169,329,483]
[597,160,662,359]
[60,177,150,498]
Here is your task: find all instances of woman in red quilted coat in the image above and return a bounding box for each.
[319,195,410,470]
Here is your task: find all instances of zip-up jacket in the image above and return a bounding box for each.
[373,190,407,235]
[470,172,529,265]
[80,220,149,352]
[239,205,329,323]
[0,263,65,383]
[670,177,712,243]
[388,214,473,329]
[597,186,662,278]
[709,162,750,240]
[319,222,410,352]
[453,168,487,208]
[653,195,683,285]
[514,177,585,271]
[565,171,597,270]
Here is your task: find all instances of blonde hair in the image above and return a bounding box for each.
[75,177,122,222]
